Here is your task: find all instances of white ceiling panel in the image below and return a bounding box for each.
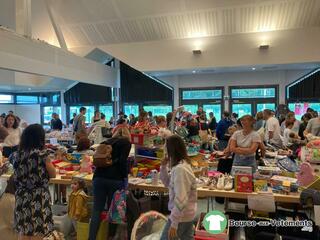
[31,0,320,47]
[115,0,182,18]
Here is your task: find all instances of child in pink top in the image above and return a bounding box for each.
[160,135,197,240]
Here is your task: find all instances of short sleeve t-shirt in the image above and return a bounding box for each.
[306,118,320,136]
[74,114,86,133]
[206,215,225,231]
[231,130,261,146]
[265,117,282,146]
[283,128,293,146]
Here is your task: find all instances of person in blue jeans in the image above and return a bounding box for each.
[88,137,131,240]
[229,115,263,173]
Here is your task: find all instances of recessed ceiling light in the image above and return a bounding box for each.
[192,70,196,73]
[252,67,256,71]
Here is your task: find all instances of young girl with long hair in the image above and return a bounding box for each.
[160,135,197,240]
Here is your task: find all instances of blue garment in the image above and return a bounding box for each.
[88,177,124,240]
[233,154,257,173]
[216,118,233,140]
[160,219,194,240]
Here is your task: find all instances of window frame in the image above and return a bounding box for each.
[229,85,279,116]
[179,87,224,119]
[142,104,173,116]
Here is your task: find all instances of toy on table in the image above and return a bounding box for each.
[80,155,93,174]
[297,162,316,187]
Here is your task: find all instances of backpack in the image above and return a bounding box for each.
[93,137,127,168]
[93,144,113,168]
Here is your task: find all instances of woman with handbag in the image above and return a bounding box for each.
[88,113,111,144]
[88,137,131,240]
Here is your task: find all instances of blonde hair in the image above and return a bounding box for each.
[240,115,256,128]
[256,111,263,121]
[112,126,131,140]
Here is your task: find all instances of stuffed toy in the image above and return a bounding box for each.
[80,155,92,174]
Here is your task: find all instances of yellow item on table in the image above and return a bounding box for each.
[282,181,291,187]
[55,162,72,168]
[76,221,108,240]
[132,167,138,177]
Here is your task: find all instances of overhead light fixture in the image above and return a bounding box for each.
[259,44,269,50]
[252,67,256,71]
[193,50,202,55]
[192,70,196,74]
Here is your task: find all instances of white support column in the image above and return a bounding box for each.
[44,0,68,50]
[15,0,32,37]
[60,91,67,124]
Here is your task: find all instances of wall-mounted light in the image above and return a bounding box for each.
[252,67,256,71]
[193,50,202,55]
[259,44,269,50]
[192,70,196,74]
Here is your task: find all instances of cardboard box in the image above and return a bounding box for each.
[195,213,229,240]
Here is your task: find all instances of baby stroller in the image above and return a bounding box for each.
[131,211,167,240]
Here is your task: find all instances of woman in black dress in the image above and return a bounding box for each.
[10,124,56,239]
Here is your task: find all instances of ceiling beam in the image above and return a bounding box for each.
[44,0,68,50]
[0,28,117,87]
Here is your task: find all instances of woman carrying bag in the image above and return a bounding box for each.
[88,137,131,240]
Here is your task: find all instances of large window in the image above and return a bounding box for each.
[180,87,224,119]
[69,106,94,124]
[183,104,198,114]
[288,102,320,120]
[182,89,222,100]
[0,94,14,103]
[99,105,113,121]
[124,104,139,117]
[16,95,39,104]
[203,104,222,122]
[143,105,172,116]
[43,106,62,125]
[230,86,278,116]
[231,88,275,99]
[257,103,276,112]
[232,104,252,117]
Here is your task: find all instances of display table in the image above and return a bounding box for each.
[128,182,300,204]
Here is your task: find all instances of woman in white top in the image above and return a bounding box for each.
[230,115,263,173]
[88,113,111,144]
[3,114,22,158]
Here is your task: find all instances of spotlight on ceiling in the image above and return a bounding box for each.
[192,50,202,55]
[259,44,269,50]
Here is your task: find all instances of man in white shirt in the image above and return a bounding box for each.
[263,109,282,147]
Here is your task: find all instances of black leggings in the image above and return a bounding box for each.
[3,146,18,158]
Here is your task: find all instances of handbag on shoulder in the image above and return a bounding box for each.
[101,127,112,138]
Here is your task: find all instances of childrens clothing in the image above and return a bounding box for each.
[68,189,89,222]
[160,161,197,230]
